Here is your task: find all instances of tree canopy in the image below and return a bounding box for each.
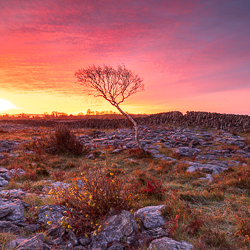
[75,64,144,106]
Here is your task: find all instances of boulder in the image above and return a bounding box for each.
[134,205,166,229]
[0,189,26,199]
[0,198,29,225]
[138,227,169,246]
[78,235,91,246]
[91,210,138,249]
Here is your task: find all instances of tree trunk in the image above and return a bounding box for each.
[113,104,144,151]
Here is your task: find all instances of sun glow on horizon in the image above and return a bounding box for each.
[0,99,20,112]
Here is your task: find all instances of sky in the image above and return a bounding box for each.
[0,0,250,115]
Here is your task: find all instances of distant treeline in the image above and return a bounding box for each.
[1,111,250,132]
[0,110,147,119]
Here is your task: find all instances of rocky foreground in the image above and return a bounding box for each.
[0,121,250,249]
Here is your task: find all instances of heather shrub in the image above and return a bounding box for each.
[53,171,65,181]
[35,165,50,177]
[236,216,250,237]
[50,125,87,156]
[24,125,90,156]
[53,168,139,235]
[17,169,37,181]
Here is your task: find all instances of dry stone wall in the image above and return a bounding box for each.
[1,111,250,132]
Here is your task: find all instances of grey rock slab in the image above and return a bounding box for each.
[0,199,29,224]
[86,153,95,160]
[0,205,14,219]
[148,237,193,250]
[43,181,70,193]
[9,168,26,176]
[153,154,177,161]
[174,147,201,157]
[138,227,169,246]
[16,233,51,250]
[7,237,26,249]
[122,137,133,141]
[24,223,41,233]
[196,154,218,161]
[199,174,214,182]
[0,172,11,180]
[46,226,65,237]
[0,176,8,187]
[111,149,122,154]
[37,204,67,226]
[108,242,125,250]
[134,205,166,230]
[0,189,26,199]
[50,228,78,248]
[74,246,86,250]
[228,160,247,167]
[93,138,108,142]
[148,145,161,150]
[0,220,21,233]
[148,149,159,154]
[78,235,91,246]
[186,163,227,175]
[91,210,138,249]
[0,167,8,173]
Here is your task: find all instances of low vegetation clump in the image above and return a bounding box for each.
[133,177,168,201]
[51,168,139,236]
[49,125,85,156]
[0,231,16,250]
[128,147,153,159]
[24,124,90,156]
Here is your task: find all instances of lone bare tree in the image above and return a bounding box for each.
[75,64,145,150]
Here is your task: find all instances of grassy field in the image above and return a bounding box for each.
[0,124,250,249]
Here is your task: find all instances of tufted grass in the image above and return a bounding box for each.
[0,124,250,249]
[0,231,16,250]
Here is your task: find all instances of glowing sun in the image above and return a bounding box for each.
[0,99,18,112]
